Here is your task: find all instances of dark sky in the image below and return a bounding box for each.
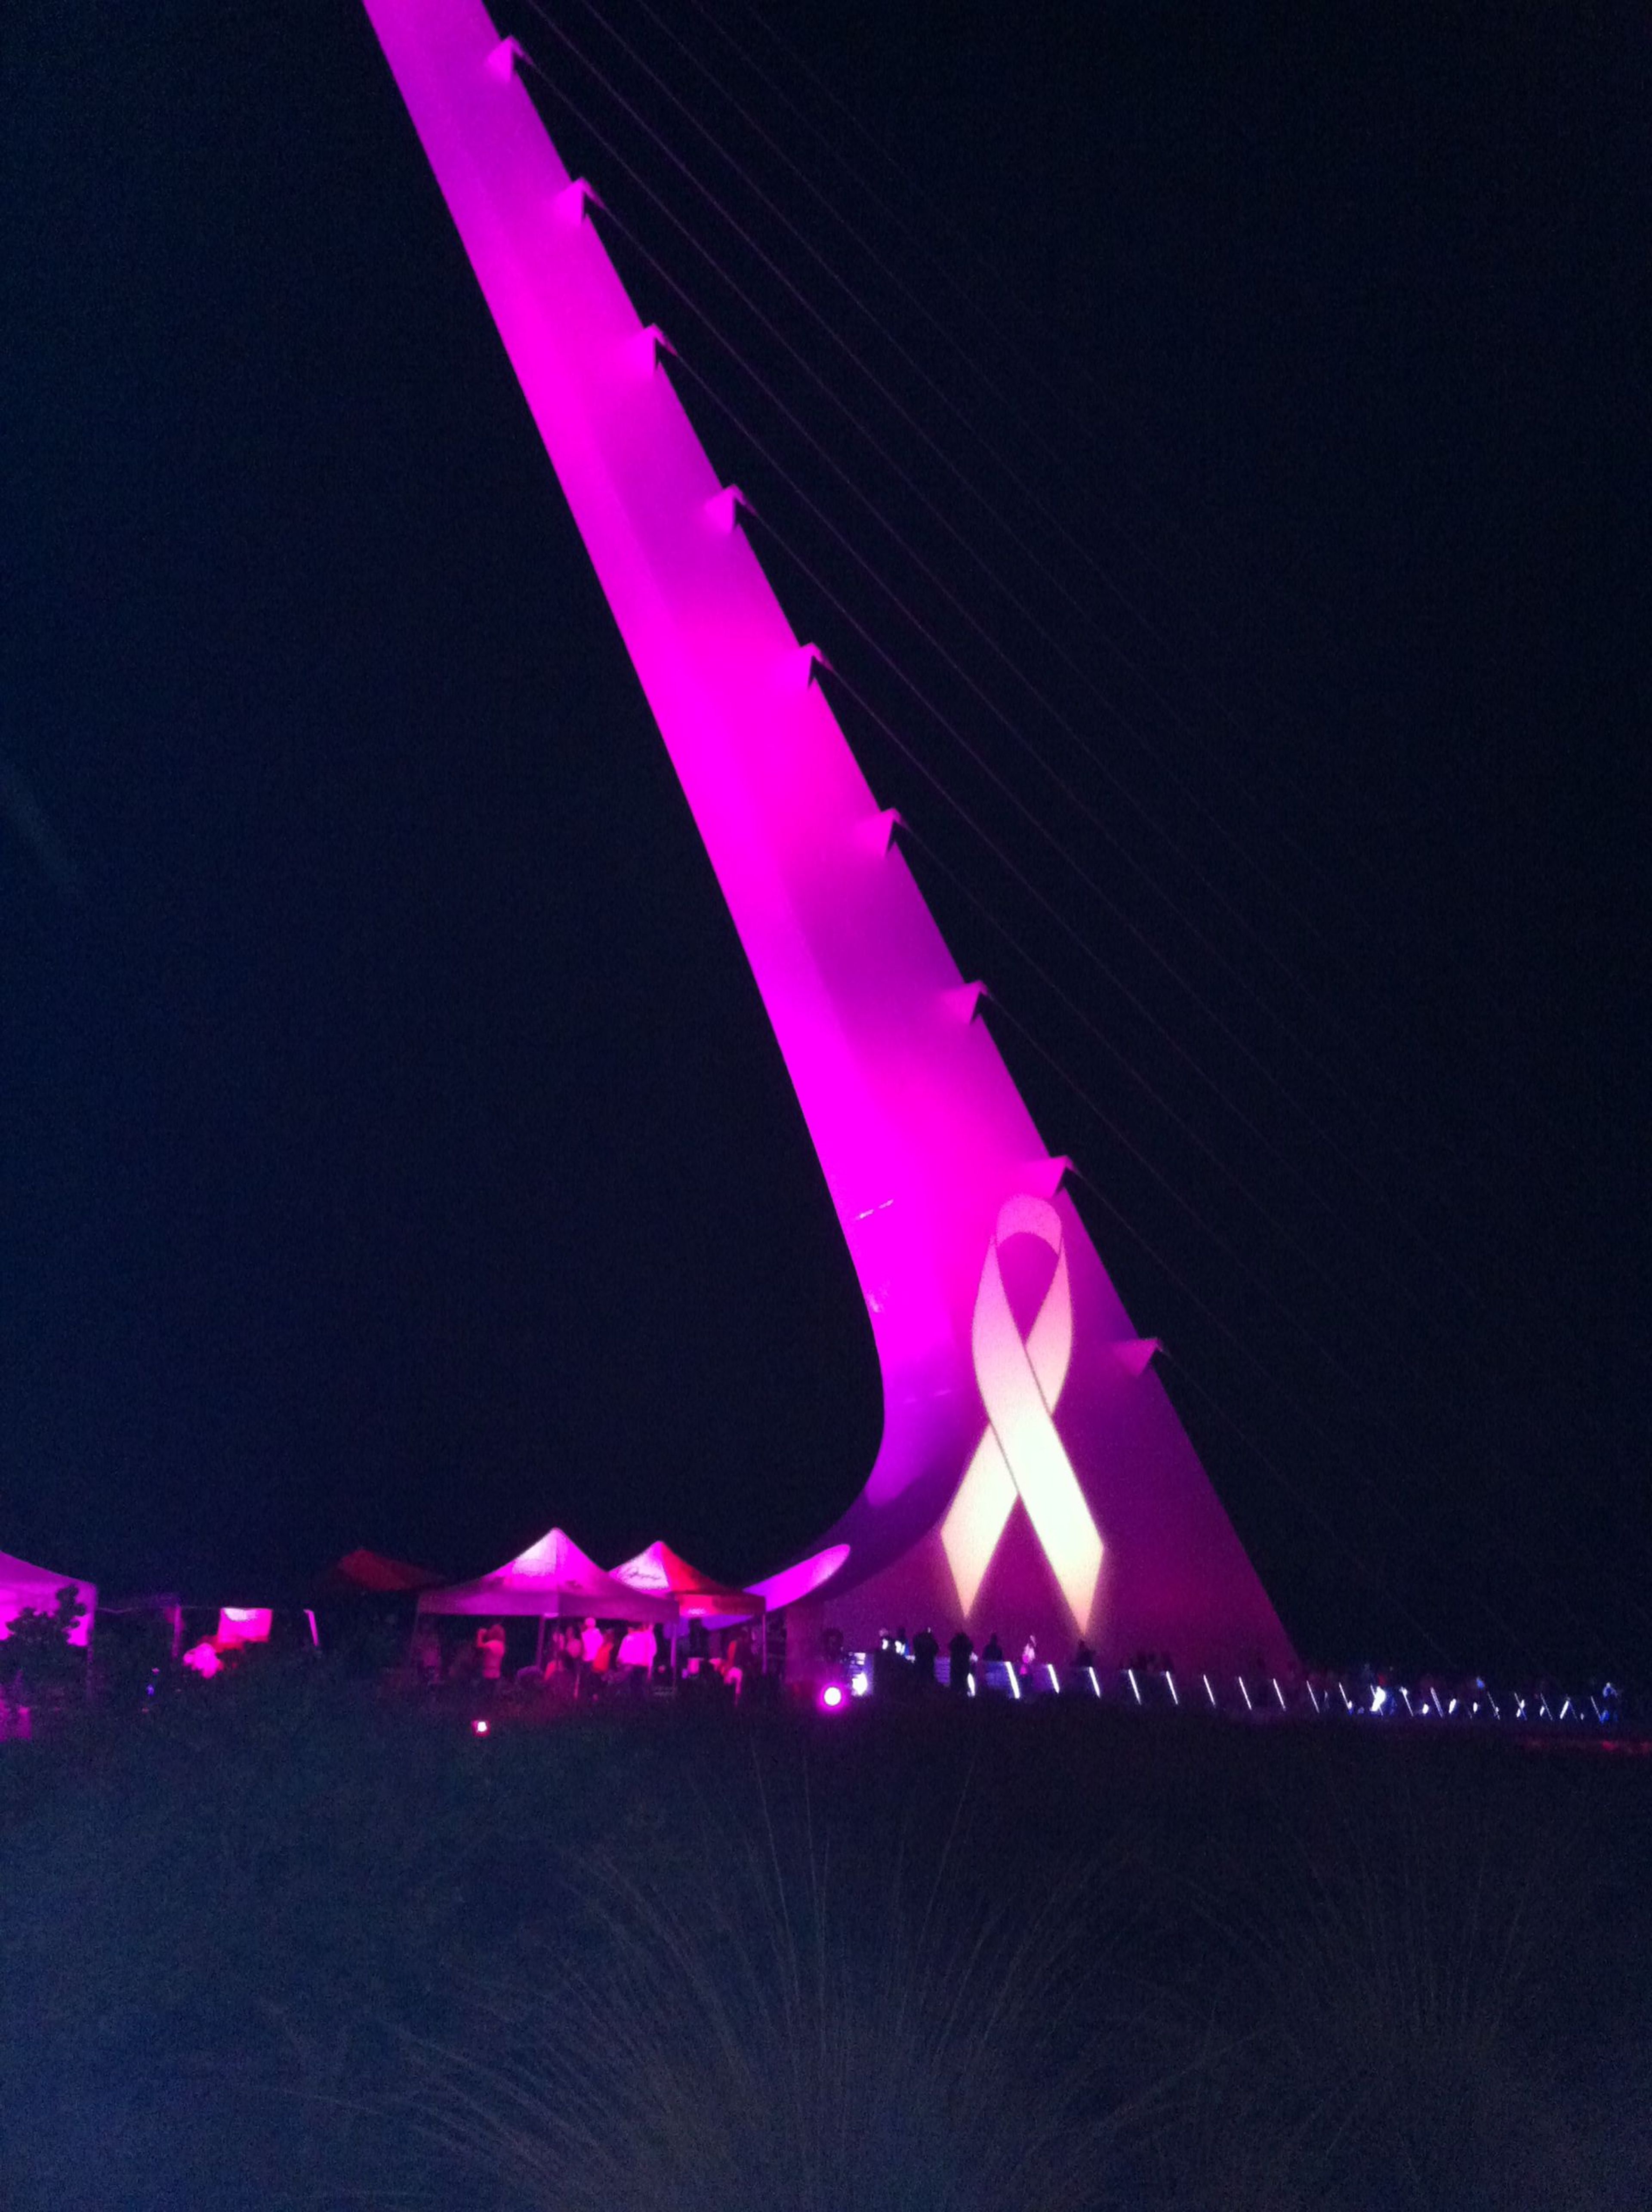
[5,0,1648,1675]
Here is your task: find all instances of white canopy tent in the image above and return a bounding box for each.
[416,1526,678,1630]
[0,1549,96,1645]
[610,1539,764,1627]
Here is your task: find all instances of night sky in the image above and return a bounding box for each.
[6,0,1648,1676]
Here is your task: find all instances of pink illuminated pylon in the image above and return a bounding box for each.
[362,0,1296,1677]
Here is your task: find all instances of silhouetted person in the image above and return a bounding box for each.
[948,1629,974,1694]
[476,1622,506,1688]
[912,1625,939,1689]
[1073,1638,1097,1673]
[722,1627,752,1702]
[982,1632,1005,1666]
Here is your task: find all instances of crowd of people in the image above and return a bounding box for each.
[408,1615,761,1702]
[856,1625,1119,1695]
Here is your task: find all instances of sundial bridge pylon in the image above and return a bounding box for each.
[363,0,1294,1678]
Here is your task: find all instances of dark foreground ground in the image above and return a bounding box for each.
[4,1662,1649,2211]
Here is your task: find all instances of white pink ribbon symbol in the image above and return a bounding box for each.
[940,1195,1104,1631]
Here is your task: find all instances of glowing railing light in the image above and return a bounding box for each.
[1237,1676,1253,1712]
[1590,1696,1603,1722]
[1306,1684,1322,1715]
[1371,1685,1388,1714]
[1202,1673,1217,1708]
[1086,1666,1101,1699]
[1005,1665,1022,1702]
[1559,1698,1573,1721]
[1448,1698,1458,1715]
[1514,1696,1527,1720]
[1430,1686,1445,1718]
[1400,1689,1417,1717]
[1338,1681,1353,1712]
[1165,1672,1179,1707]
[967,1673,977,1699]
[471,1718,489,1736]
[1272,1677,1287,1712]
[1046,1663,1061,1694]
[1126,1668,1142,1706]
[821,1684,844,1709]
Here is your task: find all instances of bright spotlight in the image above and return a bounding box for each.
[821,1684,844,1710]
[472,1718,490,1736]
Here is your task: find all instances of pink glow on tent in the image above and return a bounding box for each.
[0,1550,96,1647]
[216,1607,273,1647]
[417,1526,678,1622]
[610,1540,764,1625]
[363,0,1295,1680]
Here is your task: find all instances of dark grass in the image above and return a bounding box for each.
[3,1664,1649,2209]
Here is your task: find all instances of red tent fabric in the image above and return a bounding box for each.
[610,1541,763,1626]
[318,1549,444,1596]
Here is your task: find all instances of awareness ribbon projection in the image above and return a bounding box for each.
[363,0,1295,1675]
[943,1197,1100,1629]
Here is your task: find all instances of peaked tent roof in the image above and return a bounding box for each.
[316,1548,444,1596]
[610,1541,764,1625]
[0,1549,97,1645]
[416,1526,678,1621]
